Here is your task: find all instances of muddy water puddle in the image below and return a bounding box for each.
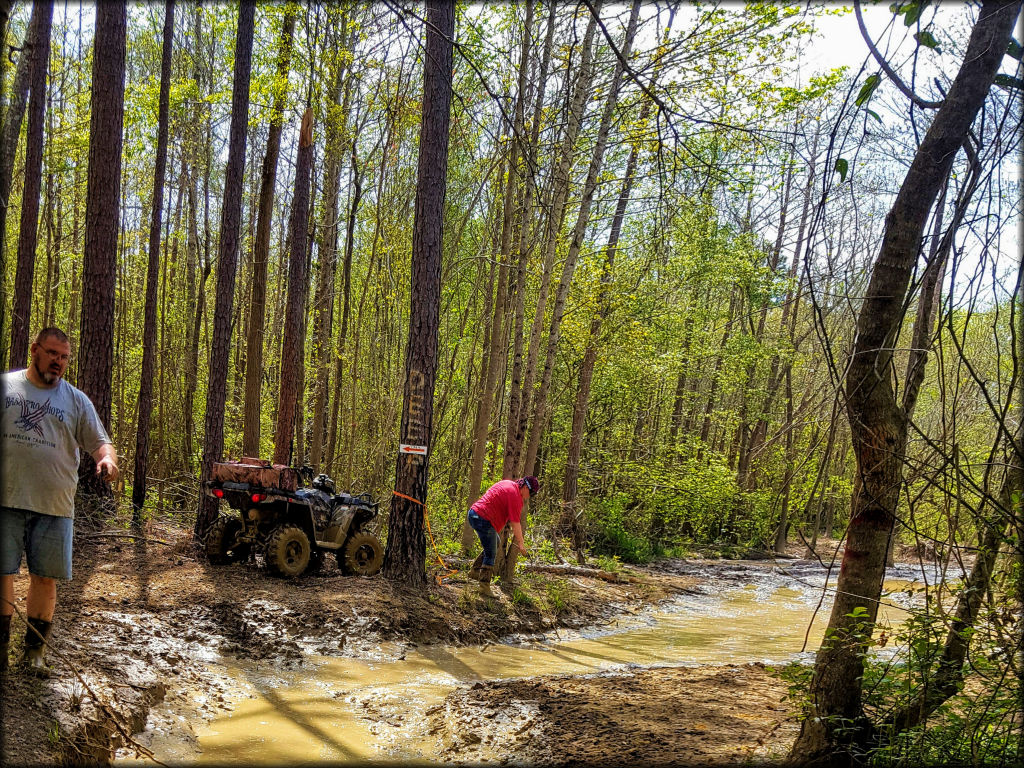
[120,560,960,765]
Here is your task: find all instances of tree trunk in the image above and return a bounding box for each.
[0,5,32,362]
[242,9,295,458]
[521,0,638,479]
[77,0,126,500]
[502,0,556,479]
[507,9,599,478]
[697,290,737,454]
[183,165,206,474]
[461,0,534,552]
[8,0,52,369]
[310,27,349,472]
[131,0,174,522]
[561,83,650,563]
[883,502,1011,734]
[195,0,255,536]
[382,0,454,587]
[789,3,1019,762]
[326,147,362,475]
[273,108,315,466]
[744,127,820,486]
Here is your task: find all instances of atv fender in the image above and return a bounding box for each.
[318,506,357,549]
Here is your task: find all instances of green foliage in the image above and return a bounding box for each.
[592,553,623,573]
[532,538,561,566]
[508,585,534,608]
[855,73,882,107]
[863,596,1020,765]
[834,157,849,183]
[1007,37,1023,61]
[890,1,931,27]
[914,30,942,53]
[582,455,772,563]
[543,579,578,616]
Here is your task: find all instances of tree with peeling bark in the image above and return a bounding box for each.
[789,2,1021,763]
[382,0,455,587]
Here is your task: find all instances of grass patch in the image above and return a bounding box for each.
[543,578,578,615]
[508,584,535,607]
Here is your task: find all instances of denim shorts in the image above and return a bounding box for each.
[467,509,498,567]
[1,507,74,580]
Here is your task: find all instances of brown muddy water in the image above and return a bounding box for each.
[118,560,959,765]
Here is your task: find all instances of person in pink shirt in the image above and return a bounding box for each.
[466,476,539,595]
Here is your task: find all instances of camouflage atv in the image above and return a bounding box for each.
[203,458,384,578]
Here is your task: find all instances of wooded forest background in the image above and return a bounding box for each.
[2,0,1023,764]
[0,0,1020,568]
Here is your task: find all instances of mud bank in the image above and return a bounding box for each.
[0,517,691,766]
[430,663,795,765]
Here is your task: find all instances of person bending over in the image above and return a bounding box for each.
[466,476,538,596]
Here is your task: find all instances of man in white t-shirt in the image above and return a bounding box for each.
[1,327,118,675]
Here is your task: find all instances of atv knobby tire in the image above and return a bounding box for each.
[264,525,312,577]
[205,517,248,564]
[341,532,384,576]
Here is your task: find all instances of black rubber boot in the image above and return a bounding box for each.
[23,617,52,677]
[0,614,10,673]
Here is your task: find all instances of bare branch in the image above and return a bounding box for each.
[853,0,945,110]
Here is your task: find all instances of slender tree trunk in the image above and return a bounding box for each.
[273,108,315,466]
[745,128,820,484]
[805,398,840,556]
[698,291,738,453]
[883,500,1011,735]
[0,0,10,124]
[668,315,695,445]
[326,148,362,475]
[773,366,795,553]
[8,0,52,369]
[562,62,658,561]
[310,28,349,472]
[131,0,174,522]
[461,0,535,551]
[502,0,556,479]
[183,165,205,474]
[383,0,454,587]
[521,0,638,479]
[882,147,979,564]
[0,5,32,362]
[242,9,295,458]
[77,0,126,500]
[507,8,599,476]
[195,0,255,536]
[790,3,1020,761]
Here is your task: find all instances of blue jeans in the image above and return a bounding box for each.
[467,509,498,567]
[1,507,74,580]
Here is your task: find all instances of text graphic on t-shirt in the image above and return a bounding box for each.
[6,394,67,437]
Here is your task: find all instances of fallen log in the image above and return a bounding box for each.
[440,556,630,583]
[524,563,630,583]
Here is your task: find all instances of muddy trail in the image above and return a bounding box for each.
[0,517,960,766]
